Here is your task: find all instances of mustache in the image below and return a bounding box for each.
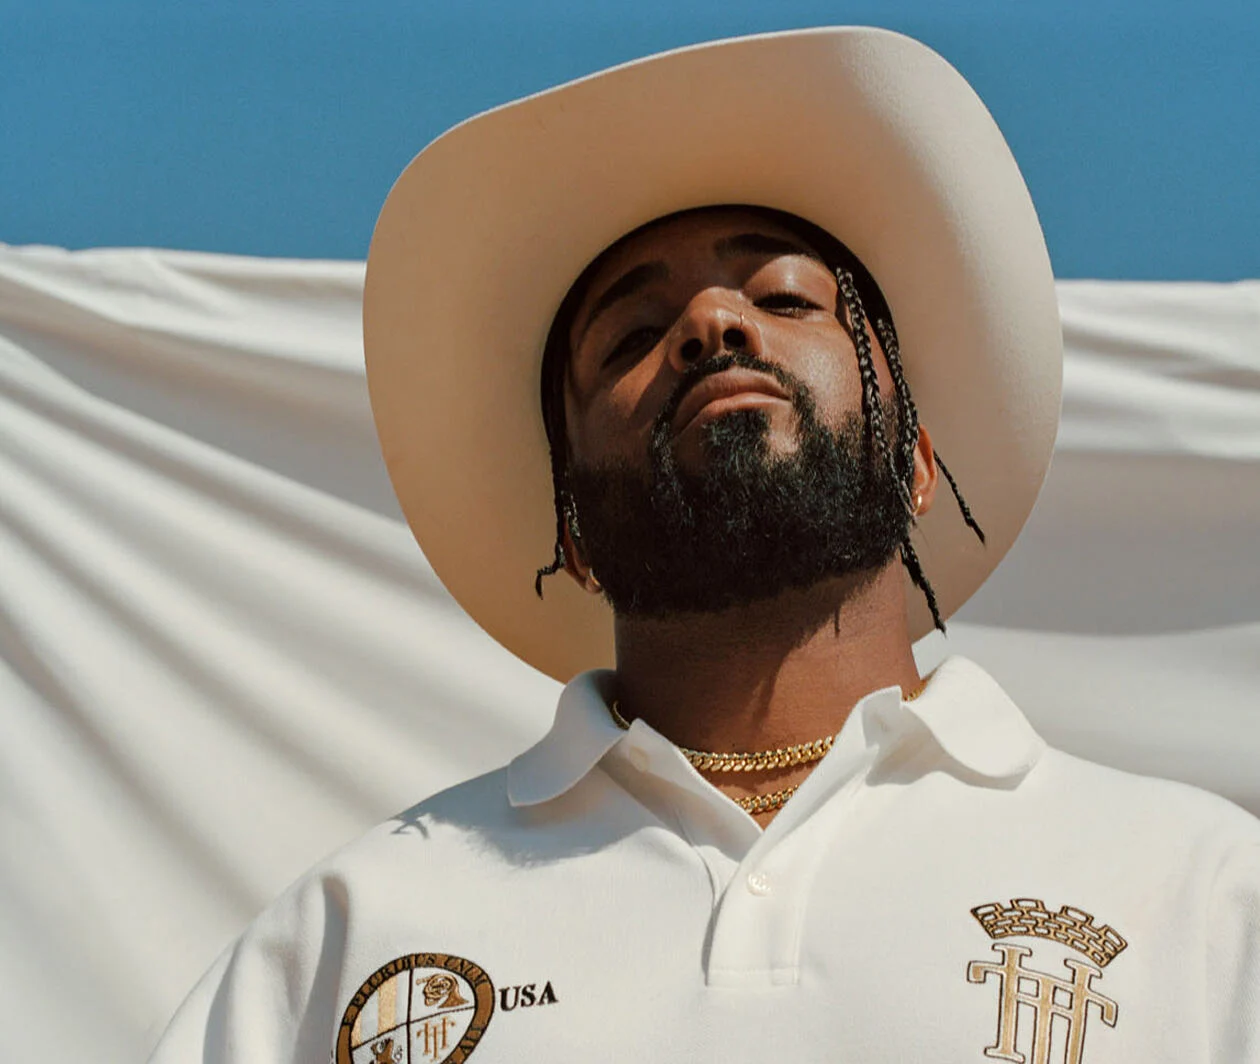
[652,351,809,438]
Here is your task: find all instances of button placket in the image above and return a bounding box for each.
[704,759,874,987]
[606,729,761,910]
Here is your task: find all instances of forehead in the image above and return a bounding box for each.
[578,207,822,297]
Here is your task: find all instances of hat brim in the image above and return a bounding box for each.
[364,26,1062,682]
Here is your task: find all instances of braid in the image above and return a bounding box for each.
[840,269,947,631]
[837,270,913,514]
[873,317,919,487]
[534,266,588,599]
[899,537,944,632]
[874,315,985,549]
[933,451,986,544]
[870,311,984,630]
[533,467,569,597]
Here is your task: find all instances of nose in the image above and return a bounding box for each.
[667,289,762,372]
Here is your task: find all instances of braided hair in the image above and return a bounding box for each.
[533,206,983,631]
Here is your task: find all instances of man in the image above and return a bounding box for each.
[151,27,1259,1063]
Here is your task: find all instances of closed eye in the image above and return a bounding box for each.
[755,292,824,315]
[602,325,664,368]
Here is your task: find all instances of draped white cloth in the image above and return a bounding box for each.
[0,244,1256,1062]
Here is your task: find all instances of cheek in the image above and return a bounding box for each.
[774,330,865,427]
[769,320,896,430]
[565,358,673,466]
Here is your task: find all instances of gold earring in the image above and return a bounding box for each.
[912,492,923,515]
[587,570,603,594]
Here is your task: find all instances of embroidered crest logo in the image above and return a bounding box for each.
[337,954,495,1064]
[967,898,1127,1064]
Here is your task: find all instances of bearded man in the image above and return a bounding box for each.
[150,27,1259,1064]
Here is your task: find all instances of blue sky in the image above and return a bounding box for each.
[3,0,1257,279]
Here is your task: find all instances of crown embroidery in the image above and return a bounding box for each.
[971,897,1127,968]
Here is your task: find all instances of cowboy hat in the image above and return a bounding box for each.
[363,26,1062,682]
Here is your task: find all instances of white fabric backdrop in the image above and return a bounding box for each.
[0,244,1256,1062]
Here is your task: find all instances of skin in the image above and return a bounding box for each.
[560,208,940,824]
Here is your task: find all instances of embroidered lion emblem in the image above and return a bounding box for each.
[421,972,469,1010]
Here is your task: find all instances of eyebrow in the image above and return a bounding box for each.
[577,261,670,340]
[714,232,823,262]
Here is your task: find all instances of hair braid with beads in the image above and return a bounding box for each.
[532,207,985,632]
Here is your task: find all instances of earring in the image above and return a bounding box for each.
[912,492,923,515]
[587,570,603,594]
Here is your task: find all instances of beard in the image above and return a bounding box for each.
[566,352,910,618]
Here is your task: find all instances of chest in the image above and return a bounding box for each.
[336,822,1201,1064]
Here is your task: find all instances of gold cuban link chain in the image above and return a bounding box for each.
[609,676,929,814]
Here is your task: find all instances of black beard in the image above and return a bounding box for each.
[566,352,909,618]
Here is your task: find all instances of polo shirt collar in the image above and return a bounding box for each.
[862,655,1045,780]
[507,655,1043,808]
[507,669,624,807]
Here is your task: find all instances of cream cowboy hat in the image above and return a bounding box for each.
[363,26,1062,682]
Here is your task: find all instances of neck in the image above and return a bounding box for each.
[612,561,921,752]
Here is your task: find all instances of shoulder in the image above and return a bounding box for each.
[298,767,522,892]
[230,765,527,947]
[942,655,1260,852]
[1030,744,1260,859]
[238,753,636,942]
[148,768,525,1064]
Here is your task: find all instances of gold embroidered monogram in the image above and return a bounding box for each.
[337,954,495,1064]
[967,899,1125,1064]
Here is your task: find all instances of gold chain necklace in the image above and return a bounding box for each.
[609,676,929,814]
[609,699,834,772]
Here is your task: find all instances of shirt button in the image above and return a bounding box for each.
[628,747,650,772]
[746,871,772,896]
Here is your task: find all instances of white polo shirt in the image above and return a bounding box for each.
[151,656,1260,1064]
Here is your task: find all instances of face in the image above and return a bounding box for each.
[558,207,919,617]
[564,208,893,474]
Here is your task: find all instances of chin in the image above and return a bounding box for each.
[757,425,804,457]
[675,410,798,469]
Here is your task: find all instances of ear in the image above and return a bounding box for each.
[561,519,603,594]
[910,423,939,518]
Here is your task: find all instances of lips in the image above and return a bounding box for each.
[671,369,790,436]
